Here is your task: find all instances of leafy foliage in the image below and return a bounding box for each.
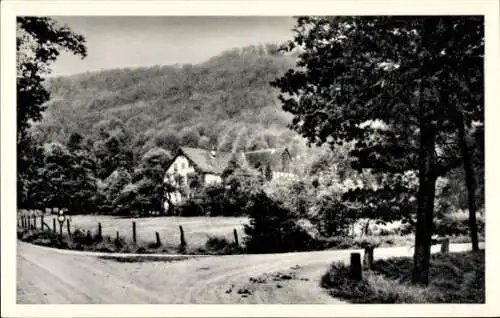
[17,17,87,208]
[243,191,316,253]
[114,147,171,215]
[33,44,301,160]
[271,16,484,285]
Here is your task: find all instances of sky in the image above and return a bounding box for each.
[49,16,296,77]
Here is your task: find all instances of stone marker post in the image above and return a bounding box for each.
[350,252,362,281]
[179,225,186,247]
[155,231,161,247]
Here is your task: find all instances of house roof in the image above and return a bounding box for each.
[178,147,232,175]
[242,147,292,171]
[168,146,293,176]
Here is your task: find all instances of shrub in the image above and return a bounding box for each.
[243,191,317,253]
[173,199,206,216]
[316,236,356,250]
[71,228,95,245]
[313,195,352,237]
[356,236,382,248]
[18,228,70,249]
[205,235,231,251]
[204,235,243,255]
[398,221,414,235]
[172,183,254,217]
[434,211,485,237]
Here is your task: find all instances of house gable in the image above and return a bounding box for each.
[163,154,196,184]
[178,147,232,175]
[163,147,233,184]
[242,147,293,173]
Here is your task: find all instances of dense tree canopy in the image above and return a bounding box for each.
[272,16,484,285]
[17,17,87,208]
[17,17,87,141]
[32,44,301,160]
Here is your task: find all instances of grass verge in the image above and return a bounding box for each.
[320,250,485,303]
[17,228,244,256]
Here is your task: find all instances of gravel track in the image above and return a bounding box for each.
[17,241,480,304]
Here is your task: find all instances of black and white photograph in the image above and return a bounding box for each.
[2,0,499,316]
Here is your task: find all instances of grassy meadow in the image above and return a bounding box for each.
[65,215,249,248]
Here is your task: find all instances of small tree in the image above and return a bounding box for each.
[244,191,315,253]
[114,147,170,215]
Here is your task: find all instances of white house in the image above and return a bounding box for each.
[163,146,296,209]
[163,147,231,209]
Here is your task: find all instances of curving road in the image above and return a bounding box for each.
[16,241,480,304]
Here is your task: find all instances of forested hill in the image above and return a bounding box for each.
[33,43,308,161]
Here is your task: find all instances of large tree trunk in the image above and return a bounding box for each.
[456,110,480,252]
[412,128,437,286]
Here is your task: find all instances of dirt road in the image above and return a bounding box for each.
[17,241,480,304]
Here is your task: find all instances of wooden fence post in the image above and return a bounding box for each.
[41,215,45,230]
[440,237,450,253]
[233,228,239,246]
[155,231,161,247]
[97,222,102,241]
[179,225,186,247]
[53,218,57,232]
[59,221,63,236]
[33,215,37,229]
[350,252,362,281]
[363,246,374,269]
[66,218,71,236]
[132,221,137,244]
